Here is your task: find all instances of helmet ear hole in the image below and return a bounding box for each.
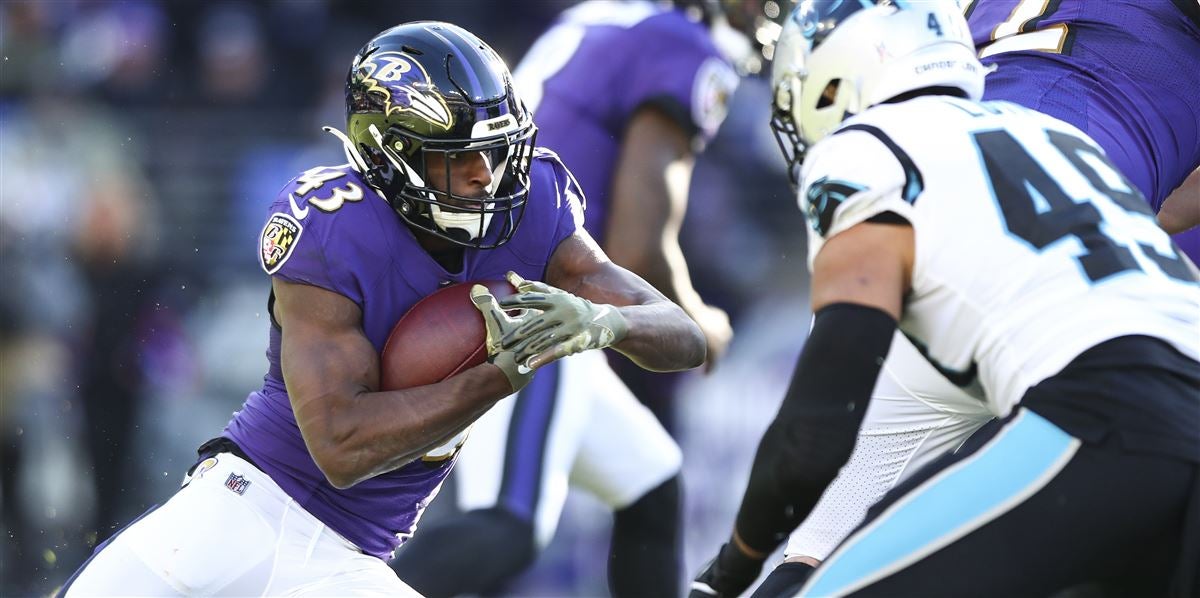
[816,79,840,108]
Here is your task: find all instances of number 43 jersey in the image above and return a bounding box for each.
[798,95,1200,417]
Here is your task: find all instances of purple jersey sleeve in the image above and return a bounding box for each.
[501,148,586,267]
[259,165,394,308]
[619,11,738,143]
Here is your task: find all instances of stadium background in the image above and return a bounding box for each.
[0,1,809,594]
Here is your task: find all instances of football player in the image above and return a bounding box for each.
[710,1,1200,595]
[693,1,1199,595]
[969,0,1200,259]
[391,2,759,595]
[57,21,705,596]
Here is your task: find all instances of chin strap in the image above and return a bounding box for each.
[321,126,369,174]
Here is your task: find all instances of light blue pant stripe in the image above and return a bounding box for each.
[801,410,1079,597]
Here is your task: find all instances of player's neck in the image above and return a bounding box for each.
[412,229,466,273]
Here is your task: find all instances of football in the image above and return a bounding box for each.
[379,280,515,390]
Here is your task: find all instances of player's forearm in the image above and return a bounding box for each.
[732,304,893,553]
[611,300,705,371]
[307,364,511,489]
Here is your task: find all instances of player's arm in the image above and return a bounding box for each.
[605,105,733,370]
[274,278,513,490]
[1158,166,1200,234]
[533,226,707,372]
[691,220,911,597]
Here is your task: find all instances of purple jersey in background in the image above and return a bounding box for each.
[967,0,1200,261]
[222,149,585,560]
[513,0,739,245]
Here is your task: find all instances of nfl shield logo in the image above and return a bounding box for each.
[224,473,251,495]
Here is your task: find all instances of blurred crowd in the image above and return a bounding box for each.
[0,1,807,595]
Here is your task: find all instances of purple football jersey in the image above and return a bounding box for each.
[223,148,585,560]
[968,0,1200,260]
[513,0,738,245]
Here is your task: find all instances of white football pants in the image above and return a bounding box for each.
[60,453,418,597]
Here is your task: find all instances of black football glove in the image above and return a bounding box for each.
[690,542,766,598]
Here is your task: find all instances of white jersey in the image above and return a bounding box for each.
[799,96,1200,417]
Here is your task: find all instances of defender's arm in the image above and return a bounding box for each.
[694,221,911,597]
[274,278,512,489]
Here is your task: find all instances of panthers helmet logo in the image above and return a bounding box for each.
[357,51,454,131]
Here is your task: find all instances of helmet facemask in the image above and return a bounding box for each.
[365,121,538,248]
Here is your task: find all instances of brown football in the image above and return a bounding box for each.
[379,280,514,391]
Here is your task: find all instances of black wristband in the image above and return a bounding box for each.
[734,303,896,554]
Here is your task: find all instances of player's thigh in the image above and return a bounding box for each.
[801,409,1194,597]
[285,552,419,597]
[454,358,588,546]
[568,351,682,509]
[62,473,277,595]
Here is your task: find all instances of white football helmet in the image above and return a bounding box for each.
[770,0,985,184]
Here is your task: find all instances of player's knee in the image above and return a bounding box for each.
[615,474,680,530]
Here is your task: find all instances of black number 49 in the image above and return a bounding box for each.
[973,129,1194,283]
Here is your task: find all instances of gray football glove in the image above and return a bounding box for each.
[469,284,536,392]
[496,271,629,369]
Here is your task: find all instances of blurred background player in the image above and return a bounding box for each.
[696,1,1200,595]
[57,20,705,595]
[391,1,767,594]
[967,0,1200,259]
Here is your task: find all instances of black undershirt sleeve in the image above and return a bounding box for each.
[733,302,897,554]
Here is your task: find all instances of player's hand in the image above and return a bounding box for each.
[690,542,765,598]
[694,303,733,373]
[469,284,536,392]
[496,271,629,368]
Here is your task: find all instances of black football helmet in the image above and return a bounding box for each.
[332,21,537,249]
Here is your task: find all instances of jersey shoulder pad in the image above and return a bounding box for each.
[259,164,392,306]
[528,147,586,219]
[800,121,917,241]
[624,11,737,142]
[276,164,374,220]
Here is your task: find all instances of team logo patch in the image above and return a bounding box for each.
[805,176,867,237]
[259,213,303,275]
[692,57,738,139]
[224,473,251,495]
[355,51,453,130]
[181,456,219,488]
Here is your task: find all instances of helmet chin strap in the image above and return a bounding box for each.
[322,126,369,173]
